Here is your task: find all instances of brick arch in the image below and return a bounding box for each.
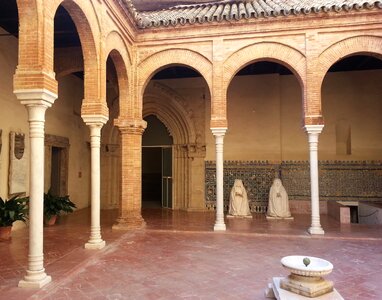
[224,42,306,91]
[318,35,382,85]
[137,49,213,101]
[52,0,105,115]
[105,31,132,68]
[105,31,132,118]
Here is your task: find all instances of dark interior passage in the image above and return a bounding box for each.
[142,115,173,208]
[142,147,162,208]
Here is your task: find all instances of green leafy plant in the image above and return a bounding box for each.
[44,190,76,219]
[0,195,28,227]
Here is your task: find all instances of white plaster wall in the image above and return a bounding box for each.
[0,27,91,210]
[0,28,29,198]
[321,70,382,160]
[279,75,307,160]
[225,74,282,161]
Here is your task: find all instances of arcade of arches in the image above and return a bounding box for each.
[0,0,381,288]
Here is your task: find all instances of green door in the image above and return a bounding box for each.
[162,147,172,208]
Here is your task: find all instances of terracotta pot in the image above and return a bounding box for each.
[0,226,12,241]
[45,215,58,226]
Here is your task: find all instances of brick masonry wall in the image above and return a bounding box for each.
[12,0,382,216]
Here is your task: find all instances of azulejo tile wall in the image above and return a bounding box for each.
[205,161,382,213]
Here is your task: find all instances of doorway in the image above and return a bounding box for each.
[50,146,63,196]
[44,134,69,196]
[142,115,173,209]
[142,146,172,208]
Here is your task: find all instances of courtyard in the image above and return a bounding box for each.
[1,209,381,299]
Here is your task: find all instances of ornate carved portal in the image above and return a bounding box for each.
[143,82,207,210]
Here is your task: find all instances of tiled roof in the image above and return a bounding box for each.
[121,0,382,29]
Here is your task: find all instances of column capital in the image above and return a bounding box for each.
[114,118,147,135]
[304,124,324,135]
[14,88,57,108]
[82,115,109,127]
[211,127,227,137]
[187,143,207,159]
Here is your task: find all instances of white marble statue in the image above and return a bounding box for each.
[228,179,252,218]
[267,178,293,220]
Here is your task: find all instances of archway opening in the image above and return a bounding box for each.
[100,55,121,209]
[49,4,91,211]
[143,65,209,210]
[322,55,382,159]
[142,115,173,208]
[321,54,382,223]
[224,60,303,213]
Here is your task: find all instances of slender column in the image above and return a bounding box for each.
[15,89,56,288]
[305,125,325,235]
[211,128,227,231]
[113,119,146,230]
[82,115,108,249]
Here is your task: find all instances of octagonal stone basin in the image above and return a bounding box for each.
[281,255,333,277]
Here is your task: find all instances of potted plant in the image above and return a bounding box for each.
[43,190,76,225]
[0,195,28,240]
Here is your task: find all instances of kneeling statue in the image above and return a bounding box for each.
[267,178,293,220]
[228,179,252,218]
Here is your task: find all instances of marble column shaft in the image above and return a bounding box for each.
[305,125,325,235]
[211,128,227,231]
[83,115,108,249]
[16,90,56,288]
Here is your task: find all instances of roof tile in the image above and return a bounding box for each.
[121,0,382,29]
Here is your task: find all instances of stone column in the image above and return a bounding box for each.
[15,89,56,288]
[211,128,227,231]
[187,143,207,211]
[305,125,325,235]
[174,145,188,209]
[113,119,147,230]
[82,115,108,249]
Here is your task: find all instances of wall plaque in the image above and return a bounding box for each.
[9,132,27,194]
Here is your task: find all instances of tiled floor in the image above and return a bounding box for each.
[1,208,382,299]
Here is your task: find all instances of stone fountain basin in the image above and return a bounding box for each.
[281,255,333,277]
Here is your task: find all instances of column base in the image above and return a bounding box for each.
[308,226,325,235]
[112,215,146,230]
[214,223,226,231]
[18,273,51,289]
[84,240,106,250]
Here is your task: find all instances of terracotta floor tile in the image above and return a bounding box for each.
[0,208,381,299]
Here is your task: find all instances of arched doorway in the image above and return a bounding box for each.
[142,66,209,211]
[142,115,173,208]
